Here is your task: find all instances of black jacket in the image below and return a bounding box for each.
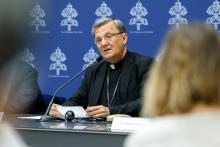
[63,51,154,116]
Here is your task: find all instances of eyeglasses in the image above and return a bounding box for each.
[95,32,124,45]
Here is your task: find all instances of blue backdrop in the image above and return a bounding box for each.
[22,0,220,99]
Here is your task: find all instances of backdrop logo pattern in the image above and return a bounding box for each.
[95,1,113,20]
[61,2,82,34]
[21,47,35,68]
[28,1,213,97]
[168,0,188,28]
[48,47,69,78]
[29,2,49,33]
[82,47,99,71]
[206,0,220,31]
[129,1,153,34]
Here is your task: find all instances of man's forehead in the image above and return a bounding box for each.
[95,22,118,36]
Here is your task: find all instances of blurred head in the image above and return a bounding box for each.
[142,23,220,117]
[0,0,30,67]
[92,18,128,63]
[0,0,30,111]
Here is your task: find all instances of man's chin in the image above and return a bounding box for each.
[102,53,112,59]
[103,55,114,63]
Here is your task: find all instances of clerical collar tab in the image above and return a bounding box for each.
[110,64,115,69]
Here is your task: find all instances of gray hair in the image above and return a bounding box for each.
[91,18,126,38]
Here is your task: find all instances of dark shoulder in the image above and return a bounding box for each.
[16,60,36,71]
[129,51,154,66]
[84,60,106,75]
[10,60,38,76]
[128,52,154,78]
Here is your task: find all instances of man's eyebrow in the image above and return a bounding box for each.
[96,32,111,37]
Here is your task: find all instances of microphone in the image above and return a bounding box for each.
[39,56,103,122]
[65,110,75,121]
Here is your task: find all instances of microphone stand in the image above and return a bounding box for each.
[38,56,103,122]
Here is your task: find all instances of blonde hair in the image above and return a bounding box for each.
[142,24,220,117]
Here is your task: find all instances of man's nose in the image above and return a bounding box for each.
[100,38,108,46]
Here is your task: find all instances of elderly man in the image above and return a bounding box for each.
[50,18,154,118]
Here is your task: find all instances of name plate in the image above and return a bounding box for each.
[111,117,151,133]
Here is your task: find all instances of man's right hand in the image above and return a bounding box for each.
[49,103,62,118]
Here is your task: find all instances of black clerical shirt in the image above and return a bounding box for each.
[98,59,124,108]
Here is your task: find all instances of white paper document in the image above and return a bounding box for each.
[56,105,88,118]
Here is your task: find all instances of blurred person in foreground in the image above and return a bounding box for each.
[0,0,40,146]
[0,1,41,114]
[1,58,42,114]
[50,18,154,118]
[124,23,220,147]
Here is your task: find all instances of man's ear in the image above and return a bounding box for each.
[122,33,128,44]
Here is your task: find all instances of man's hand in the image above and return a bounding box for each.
[86,105,110,118]
[49,103,63,118]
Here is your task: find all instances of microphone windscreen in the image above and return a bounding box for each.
[96,56,103,62]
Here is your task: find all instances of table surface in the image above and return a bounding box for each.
[8,115,129,147]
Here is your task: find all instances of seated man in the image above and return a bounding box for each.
[0,58,41,114]
[50,18,154,118]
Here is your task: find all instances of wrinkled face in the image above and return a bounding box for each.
[94,22,128,63]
